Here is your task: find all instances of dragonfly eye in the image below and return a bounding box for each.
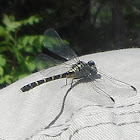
[88,60,95,66]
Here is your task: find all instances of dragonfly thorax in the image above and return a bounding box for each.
[70,60,97,78]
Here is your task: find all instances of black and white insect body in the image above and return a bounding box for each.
[20,60,97,92]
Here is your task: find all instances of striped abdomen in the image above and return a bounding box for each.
[20,71,75,92]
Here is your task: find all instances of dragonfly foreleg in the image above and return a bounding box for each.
[61,78,77,89]
[61,78,69,88]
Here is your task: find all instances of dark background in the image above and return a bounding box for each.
[0,0,140,88]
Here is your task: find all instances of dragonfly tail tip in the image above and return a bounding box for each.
[131,86,137,92]
[110,96,115,103]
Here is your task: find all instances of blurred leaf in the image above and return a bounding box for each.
[25,45,34,53]
[4,75,13,84]
[22,15,42,25]
[25,56,36,71]
[0,77,4,84]
[18,35,44,47]
[0,26,7,37]
[2,15,42,33]
[0,55,6,66]
[3,15,21,32]
[26,62,36,71]
[0,66,4,76]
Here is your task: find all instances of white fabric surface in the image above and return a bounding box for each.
[0,48,140,140]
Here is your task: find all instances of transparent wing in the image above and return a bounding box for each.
[35,54,64,71]
[94,71,137,97]
[71,76,115,107]
[35,54,72,77]
[35,28,80,77]
[44,28,77,60]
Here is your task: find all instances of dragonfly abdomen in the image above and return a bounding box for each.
[20,71,75,92]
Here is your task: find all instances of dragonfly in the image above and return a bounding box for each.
[20,28,137,106]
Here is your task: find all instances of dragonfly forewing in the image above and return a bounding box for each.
[44,28,77,61]
[35,54,80,77]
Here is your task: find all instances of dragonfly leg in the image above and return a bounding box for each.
[61,78,69,88]
[71,78,77,87]
[61,78,77,89]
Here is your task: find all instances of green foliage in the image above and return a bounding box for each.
[0,15,44,87]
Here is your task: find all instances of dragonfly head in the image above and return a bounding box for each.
[88,60,97,75]
[88,60,95,67]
